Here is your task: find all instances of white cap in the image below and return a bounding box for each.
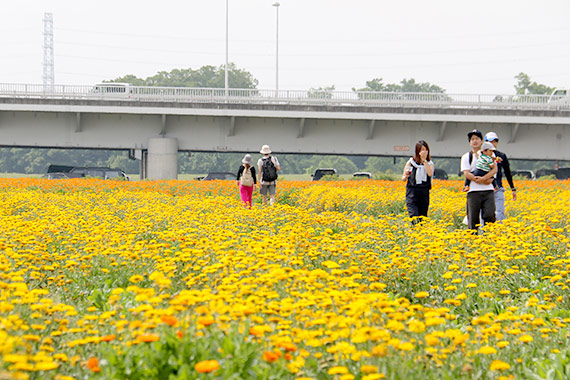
[481,142,496,151]
[485,132,499,142]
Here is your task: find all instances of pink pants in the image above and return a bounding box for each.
[239,185,254,208]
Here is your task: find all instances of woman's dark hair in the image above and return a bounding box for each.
[413,140,431,163]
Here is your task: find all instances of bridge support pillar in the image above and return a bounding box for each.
[146,137,178,180]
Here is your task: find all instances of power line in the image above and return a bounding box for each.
[54,26,570,44]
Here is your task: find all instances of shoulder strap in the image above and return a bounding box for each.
[469,151,473,165]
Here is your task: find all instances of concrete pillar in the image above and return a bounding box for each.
[147,137,178,180]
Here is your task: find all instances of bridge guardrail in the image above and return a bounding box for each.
[0,83,566,111]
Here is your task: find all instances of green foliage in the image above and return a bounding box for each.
[514,72,555,95]
[94,324,289,380]
[318,174,341,181]
[107,63,258,89]
[307,85,335,99]
[353,77,446,94]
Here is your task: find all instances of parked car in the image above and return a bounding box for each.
[353,171,372,179]
[199,172,238,181]
[311,168,337,181]
[45,164,129,180]
[511,170,536,180]
[433,168,448,180]
[536,168,556,178]
[555,167,570,180]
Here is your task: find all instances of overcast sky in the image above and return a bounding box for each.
[1,0,569,94]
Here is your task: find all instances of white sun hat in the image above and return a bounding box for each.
[259,145,272,154]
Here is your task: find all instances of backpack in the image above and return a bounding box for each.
[240,166,254,187]
[261,157,278,182]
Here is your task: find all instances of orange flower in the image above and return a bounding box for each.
[177,330,184,339]
[161,315,178,326]
[137,333,160,343]
[101,334,116,342]
[277,341,298,352]
[263,350,282,363]
[194,360,220,373]
[86,357,101,372]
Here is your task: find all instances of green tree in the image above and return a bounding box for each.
[353,78,446,94]
[308,85,336,99]
[305,156,358,175]
[107,63,258,89]
[514,72,554,95]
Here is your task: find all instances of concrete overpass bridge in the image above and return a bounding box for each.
[0,83,569,179]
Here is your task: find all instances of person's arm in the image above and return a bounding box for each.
[251,167,257,185]
[424,161,434,177]
[500,154,516,199]
[475,164,497,185]
[402,159,412,181]
[236,166,244,186]
[461,153,477,181]
[273,157,281,171]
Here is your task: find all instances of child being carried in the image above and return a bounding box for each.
[463,141,498,192]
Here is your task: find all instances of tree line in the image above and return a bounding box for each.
[0,66,562,175]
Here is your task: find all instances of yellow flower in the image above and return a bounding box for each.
[328,366,349,375]
[519,335,534,343]
[361,365,378,373]
[362,375,386,380]
[477,346,497,355]
[490,360,511,371]
[129,275,144,283]
[414,291,429,298]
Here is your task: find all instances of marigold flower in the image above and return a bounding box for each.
[477,346,497,355]
[263,350,282,363]
[194,360,220,373]
[101,334,116,342]
[137,333,160,343]
[197,316,215,327]
[328,366,349,375]
[86,357,101,372]
[414,291,429,298]
[161,315,178,326]
[490,360,511,371]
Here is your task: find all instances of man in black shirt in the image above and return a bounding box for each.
[484,132,517,220]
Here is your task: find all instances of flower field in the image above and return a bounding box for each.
[1,178,569,380]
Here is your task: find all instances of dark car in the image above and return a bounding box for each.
[311,168,337,181]
[536,168,556,178]
[511,170,535,180]
[433,168,448,180]
[555,167,570,180]
[200,172,238,181]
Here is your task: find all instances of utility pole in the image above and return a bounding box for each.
[43,13,55,90]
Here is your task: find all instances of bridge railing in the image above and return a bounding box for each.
[0,83,566,110]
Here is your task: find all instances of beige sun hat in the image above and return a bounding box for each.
[242,154,253,164]
[260,145,272,154]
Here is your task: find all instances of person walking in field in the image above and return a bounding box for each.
[236,154,257,208]
[402,140,434,224]
[257,145,280,206]
[461,129,497,230]
[484,132,517,221]
[462,141,498,192]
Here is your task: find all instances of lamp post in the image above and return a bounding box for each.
[225,0,229,98]
[272,2,280,97]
